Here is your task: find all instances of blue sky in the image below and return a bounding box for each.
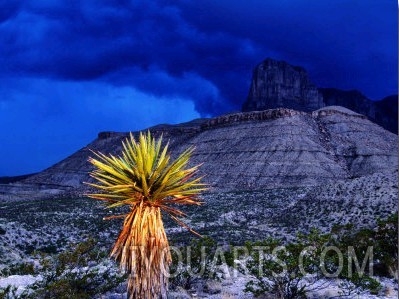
[0,0,397,176]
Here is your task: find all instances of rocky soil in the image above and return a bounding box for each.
[0,171,397,298]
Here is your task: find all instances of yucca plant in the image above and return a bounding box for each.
[86,131,206,298]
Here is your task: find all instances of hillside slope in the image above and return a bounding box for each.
[1,106,396,200]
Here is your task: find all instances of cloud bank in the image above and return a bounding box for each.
[0,0,396,175]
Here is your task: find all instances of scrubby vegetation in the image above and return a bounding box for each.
[0,190,397,298]
[244,228,382,298]
[0,238,125,299]
[169,236,222,291]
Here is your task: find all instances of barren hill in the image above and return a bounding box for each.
[1,106,396,200]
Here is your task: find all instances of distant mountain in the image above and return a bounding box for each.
[243,58,398,134]
[1,106,397,200]
[320,89,398,134]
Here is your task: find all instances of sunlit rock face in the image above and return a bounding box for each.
[242,58,324,112]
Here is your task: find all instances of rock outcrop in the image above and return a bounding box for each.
[242,58,324,112]
[1,106,396,200]
[242,58,398,134]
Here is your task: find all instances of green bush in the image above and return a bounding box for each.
[374,213,398,278]
[0,285,18,299]
[332,212,398,279]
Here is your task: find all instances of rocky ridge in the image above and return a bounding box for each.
[0,106,397,200]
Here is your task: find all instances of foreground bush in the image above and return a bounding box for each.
[243,217,399,299]
[0,238,125,299]
[169,236,221,290]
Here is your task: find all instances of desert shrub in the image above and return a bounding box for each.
[244,227,383,299]
[0,262,35,276]
[0,286,18,299]
[25,238,125,299]
[36,244,59,254]
[374,213,398,278]
[244,229,330,299]
[331,212,398,279]
[169,236,224,290]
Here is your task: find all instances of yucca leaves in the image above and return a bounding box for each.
[86,131,206,299]
[87,131,206,205]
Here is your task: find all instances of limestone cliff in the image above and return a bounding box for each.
[242,58,324,112]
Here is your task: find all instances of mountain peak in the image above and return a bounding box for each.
[260,58,306,73]
[242,58,324,112]
[242,58,398,134]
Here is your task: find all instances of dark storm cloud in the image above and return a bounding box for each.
[0,0,396,175]
[0,1,21,23]
[177,0,397,98]
[0,0,262,115]
[1,0,396,113]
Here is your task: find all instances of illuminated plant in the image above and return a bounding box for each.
[86,131,206,298]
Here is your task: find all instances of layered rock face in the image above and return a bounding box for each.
[242,58,324,112]
[243,58,398,134]
[2,106,396,199]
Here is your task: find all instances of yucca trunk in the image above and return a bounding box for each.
[111,201,171,299]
